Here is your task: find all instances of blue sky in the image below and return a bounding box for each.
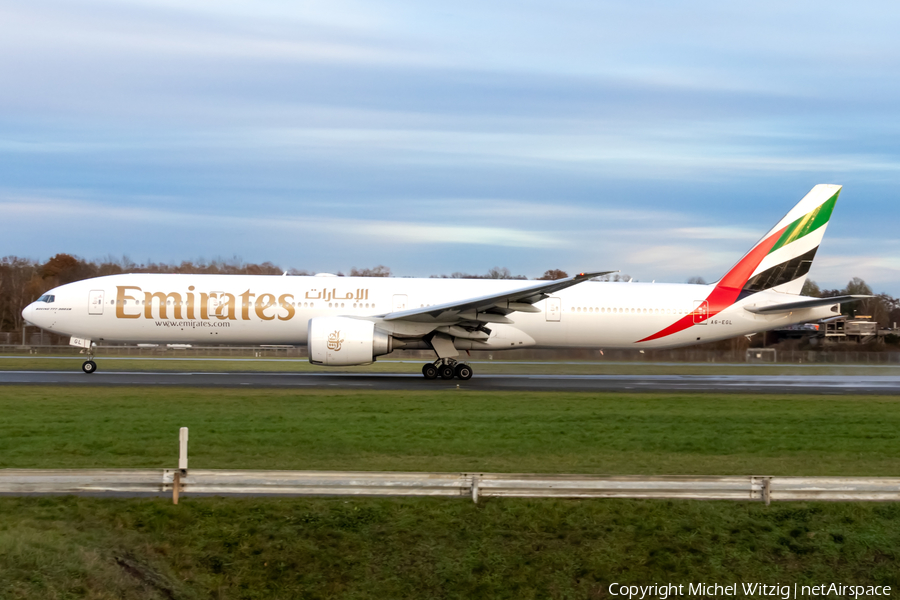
[1,0,898,292]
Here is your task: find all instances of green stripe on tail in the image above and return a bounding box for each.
[768,189,839,254]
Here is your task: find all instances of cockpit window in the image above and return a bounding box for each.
[37,294,56,303]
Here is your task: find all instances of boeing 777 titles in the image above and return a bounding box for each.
[23,184,868,379]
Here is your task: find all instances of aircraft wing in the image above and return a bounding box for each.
[744,295,872,314]
[381,271,616,324]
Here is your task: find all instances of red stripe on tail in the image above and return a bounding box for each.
[637,225,787,343]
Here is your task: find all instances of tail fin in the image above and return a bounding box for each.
[716,184,840,297]
[638,184,841,343]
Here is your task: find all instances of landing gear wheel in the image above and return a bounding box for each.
[454,363,473,380]
[438,364,455,380]
[82,360,97,374]
[422,364,438,380]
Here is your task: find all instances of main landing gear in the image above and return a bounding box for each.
[421,359,473,381]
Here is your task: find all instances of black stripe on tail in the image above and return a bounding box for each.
[740,247,818,297]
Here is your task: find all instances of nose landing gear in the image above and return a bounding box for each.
[81,346,98,374]
[421,359,472,380]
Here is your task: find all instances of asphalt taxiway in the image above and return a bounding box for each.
[1,370,899,394]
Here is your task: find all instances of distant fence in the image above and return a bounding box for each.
[2,344,900,365]
[2,470,899,504]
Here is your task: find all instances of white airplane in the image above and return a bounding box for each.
[23,184,867,379]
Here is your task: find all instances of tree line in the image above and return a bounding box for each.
[801,277,900,328]
[2,254,897,333]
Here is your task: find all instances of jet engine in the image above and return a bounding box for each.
[308,316,392,366]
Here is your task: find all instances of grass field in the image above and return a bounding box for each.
[2,496,899,599]
[1,386,898,475]
[3,354,900,376]
[0,386,900,600]
[3,386,899,598]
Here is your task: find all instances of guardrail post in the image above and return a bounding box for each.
[762,477,772,506]
[179,427,189,471]
[471,474,479,504]
[174,427,188,505]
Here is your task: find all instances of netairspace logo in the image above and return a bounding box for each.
[608,582,892,599]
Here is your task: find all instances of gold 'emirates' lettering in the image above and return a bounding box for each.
[214,293,237,320]
[116,285,306,321]
[199,292,210,319]
[239,290,254,320]
[278,293,295,321]
[256,293,276,321]
[186,286,196,320]
[145,291,183,320]
[116,286,142,319]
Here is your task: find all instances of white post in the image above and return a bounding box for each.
[179,427,189,471]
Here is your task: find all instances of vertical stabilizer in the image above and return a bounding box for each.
[639,184,841,343]
[717,184,840,296]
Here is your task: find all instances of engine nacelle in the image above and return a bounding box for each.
[308,316,392,366]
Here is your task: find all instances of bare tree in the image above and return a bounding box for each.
[538,269,568,280]
[0,256,40,332]
[350,265,392,277]
[434,267,525,280]
[801,279,821,297]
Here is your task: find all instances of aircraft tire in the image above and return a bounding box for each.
[82,360,97,374]
[422,364,438,379]
[454,363,473,380]
[438,364,455,380]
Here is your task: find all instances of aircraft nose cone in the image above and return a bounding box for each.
[21,302,35,325]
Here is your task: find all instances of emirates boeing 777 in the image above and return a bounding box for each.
[23,184,866,379]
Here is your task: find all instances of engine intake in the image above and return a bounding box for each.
[308,316,392,366]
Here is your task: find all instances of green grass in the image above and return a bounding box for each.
[1,387,899,475]
[3,387,900,598]
[2,496,899,599]
[3,354,900,375]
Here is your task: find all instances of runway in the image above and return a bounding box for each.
[1,370,899,394]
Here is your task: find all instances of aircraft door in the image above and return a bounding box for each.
[546,297,561,322]
[88,290,104,315]
[692,300,709,324]
[392,294,408,313]
[209,292,225,318]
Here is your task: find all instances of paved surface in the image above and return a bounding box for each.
[1,370,899,394]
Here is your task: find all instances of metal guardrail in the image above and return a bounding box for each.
[2,470,899,504]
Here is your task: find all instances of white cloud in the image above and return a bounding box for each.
[670,226,761,241]
[0,194,566,249]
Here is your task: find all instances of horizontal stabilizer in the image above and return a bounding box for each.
[744,295,871,314]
